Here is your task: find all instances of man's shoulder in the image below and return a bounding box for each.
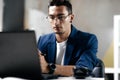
[38,33,56,45]
[37,33,55,49]
[72,25,97,38]
[70,25,97,42]
[73,27,97,39]
[78,30,96,38]
[72,29,98,47]
[40,33,54,39]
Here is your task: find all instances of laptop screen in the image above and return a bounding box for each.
[0,31,42,79]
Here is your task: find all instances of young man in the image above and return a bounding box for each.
[38,0,98,76]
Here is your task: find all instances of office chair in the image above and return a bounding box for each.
[91,59,105,78]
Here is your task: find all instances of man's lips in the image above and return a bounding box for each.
[53,27,61,30]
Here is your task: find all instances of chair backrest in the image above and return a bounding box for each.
[91,59,105,78]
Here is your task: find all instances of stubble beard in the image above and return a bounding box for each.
[55,31,64,34]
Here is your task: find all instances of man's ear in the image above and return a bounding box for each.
[70,14,74,23]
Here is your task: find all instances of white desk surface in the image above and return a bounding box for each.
[0,77,104,80]
[51,76,104,80]
[0,77,26,80]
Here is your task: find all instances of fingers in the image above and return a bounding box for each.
[38,49,42,54]
[38,49,46,56]
[38,50,43,57]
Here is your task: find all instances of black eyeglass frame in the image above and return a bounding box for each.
[46,14,71,21]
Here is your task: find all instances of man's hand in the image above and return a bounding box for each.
[38,50,74,76]
[38,51,49,73]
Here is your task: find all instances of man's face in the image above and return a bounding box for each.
[48,6,74,34]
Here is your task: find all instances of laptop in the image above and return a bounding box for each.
[0,31,43,80]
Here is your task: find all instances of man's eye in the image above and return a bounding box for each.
[50,16,55,19]
[58,16,63,19]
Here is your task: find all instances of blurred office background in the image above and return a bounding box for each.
[0,0,120,79]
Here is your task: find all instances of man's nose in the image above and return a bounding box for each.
[53,18,60,24]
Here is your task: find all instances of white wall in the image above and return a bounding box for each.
[71,0,114,58]
[24,0,120,65]
[24,0,52,40]
[0,0,3,31]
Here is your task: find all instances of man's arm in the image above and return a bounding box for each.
[54,65,74,76]
[38,52,74,76]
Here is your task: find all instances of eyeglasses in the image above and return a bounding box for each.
[47,14,70,21]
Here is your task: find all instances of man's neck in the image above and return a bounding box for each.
[56,31,70,43]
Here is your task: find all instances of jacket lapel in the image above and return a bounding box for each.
[47,34,56,63]
[64,41,74,65]
[64,25,77,65]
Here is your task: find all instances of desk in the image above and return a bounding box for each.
[0,77,104,80]
[51,77,104,80]
[0,77,26,80]
[42,73,104,80]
